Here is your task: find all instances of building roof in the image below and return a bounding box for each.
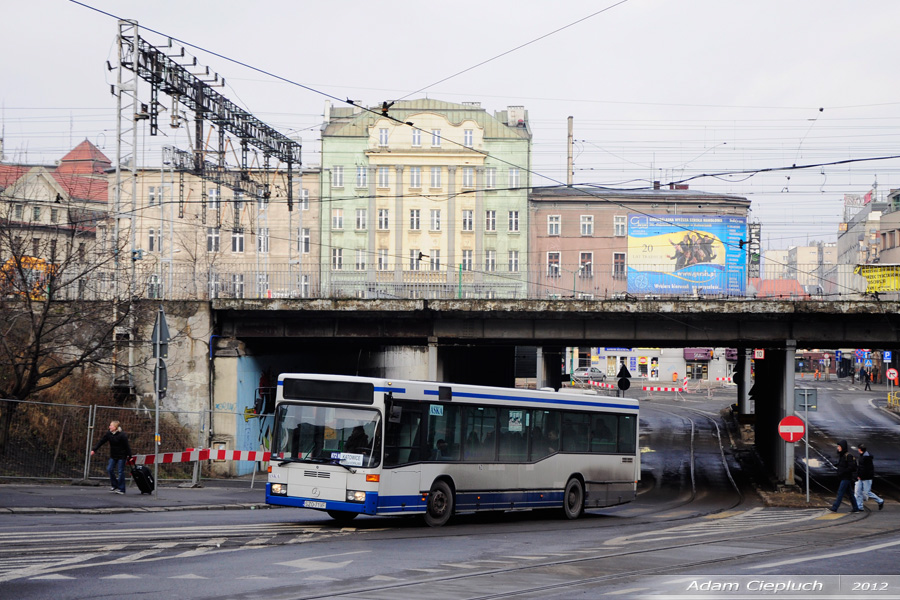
[530,185,749,204]
[0,164,30,191]
[749,278,810,299]
[323,99,531,141]
[56,140,111,175]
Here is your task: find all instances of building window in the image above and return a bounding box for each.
[356,208,367,230]
[356,249,367,271]
[148,274,162,299]
[256,274,269,298]
[462,167,474,188]
[410,249,422,271]
[50,208,59,223]
[207,273,220,299]
[464,129,473,147]
[207,188,219,210]
[377,167,389,188]
[258,227,269,254]
[614,252,626,279]
[430,167,441,188]
[234,191,244,212]
[232,228,245,253]
[462,249,473,270]
[14,204,23,220]
[485,168,496,189]
[332,248,343,270]
[410,167,421,188]
[430,209,441,231]
[299,228,310,254]
[508,211,519,232]
[485,210,496,232]
[431,129,441,147]
[332,166,344,188]
[548,252,560,277]
[485,250,496,272]
[614,215,626,237]
[207,228,220,252]
[148,228,157,252]
[232,274,244,298]
[332,208,343,230]
[148,186,158,206]
[378,128,389,147]
[508,168,520,188]
[377,249,389,271]
[409,209,421,231]
[32,206,41,221]
[301,188,310,210]
[462,209,473,232]
[548,215,560,236]
[430,250,441,271]
[580,252,593,277]
[356,166,368,188]
[508,250,519,273]
[257,189,268,210]
[581,215,594,236]
[378,209,389,230]
[412,129,421,147]
[32,238,39,257]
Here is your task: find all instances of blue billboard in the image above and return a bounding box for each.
[627,214,747,296]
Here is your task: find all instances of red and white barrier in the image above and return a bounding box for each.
[642,386,684,392]
[131,449,271,466]
[716,377,733,383]
[590,381,618,390]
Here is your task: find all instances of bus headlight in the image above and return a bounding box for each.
[346,490,366,502]
[271,483,287,496]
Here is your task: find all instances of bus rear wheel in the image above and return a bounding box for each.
[562,477,584,519]
[327,510,358,523]
[424,480,454,527]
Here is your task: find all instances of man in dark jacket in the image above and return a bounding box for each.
[855,444,885,510]
[829,440,861,512]
[91,420,132,494]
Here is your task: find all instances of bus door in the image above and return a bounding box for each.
[382,402,424,509]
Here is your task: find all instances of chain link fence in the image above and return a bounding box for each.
[0,398,267,483]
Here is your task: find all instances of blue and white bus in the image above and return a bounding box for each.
[266,374,639,526]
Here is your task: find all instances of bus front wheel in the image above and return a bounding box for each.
[562,477,584,519]
[425,480,454,527]
[327,510,358,523]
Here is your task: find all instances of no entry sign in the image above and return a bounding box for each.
[778,415,806,442]
[887,368,898,382]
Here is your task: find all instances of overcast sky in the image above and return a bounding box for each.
[3,0,900,250]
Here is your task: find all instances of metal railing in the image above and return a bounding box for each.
[30,262,870,302]
[0,398,266,483]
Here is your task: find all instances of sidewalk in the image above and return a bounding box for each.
[0,477,273,515]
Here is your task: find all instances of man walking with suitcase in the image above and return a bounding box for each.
[91,421,132,495]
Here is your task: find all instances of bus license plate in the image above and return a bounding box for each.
[303,500,326,509]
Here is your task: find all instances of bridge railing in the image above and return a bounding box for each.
[33,262,869,302]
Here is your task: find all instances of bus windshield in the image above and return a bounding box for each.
[273,403,382,468]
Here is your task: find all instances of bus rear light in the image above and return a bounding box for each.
[271,483,287,496]
[366,474,380,482]
[267,465,272,473]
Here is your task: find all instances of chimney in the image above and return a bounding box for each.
[653,181,660,190]
[507,106,525,127]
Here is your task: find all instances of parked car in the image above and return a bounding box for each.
[571,367,606,383]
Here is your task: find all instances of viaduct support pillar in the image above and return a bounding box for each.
[427,337,439,381]
[737,348,752,415]
[777,340,797,487]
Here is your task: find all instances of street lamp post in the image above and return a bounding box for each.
[574,262,591,299]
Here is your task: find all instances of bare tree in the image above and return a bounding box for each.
[0,163,144,453]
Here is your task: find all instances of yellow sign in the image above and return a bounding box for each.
[855,264,900,293]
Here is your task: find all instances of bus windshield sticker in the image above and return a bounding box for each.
[429,404,444,416]
[331,452,364,467]
[509,410,523,432]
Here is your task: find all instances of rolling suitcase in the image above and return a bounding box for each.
[131,464,155,494]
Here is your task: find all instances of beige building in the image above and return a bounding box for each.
[122,163,320,300]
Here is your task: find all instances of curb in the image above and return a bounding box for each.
[0,502,276,515]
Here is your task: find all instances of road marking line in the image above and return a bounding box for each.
[750,539,900,569]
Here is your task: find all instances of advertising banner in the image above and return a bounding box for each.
[627,214,747,295]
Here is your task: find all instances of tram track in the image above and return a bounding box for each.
[282,503,882,600]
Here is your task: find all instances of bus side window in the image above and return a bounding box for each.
[617,415,637,453]
[591,414,617,453]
